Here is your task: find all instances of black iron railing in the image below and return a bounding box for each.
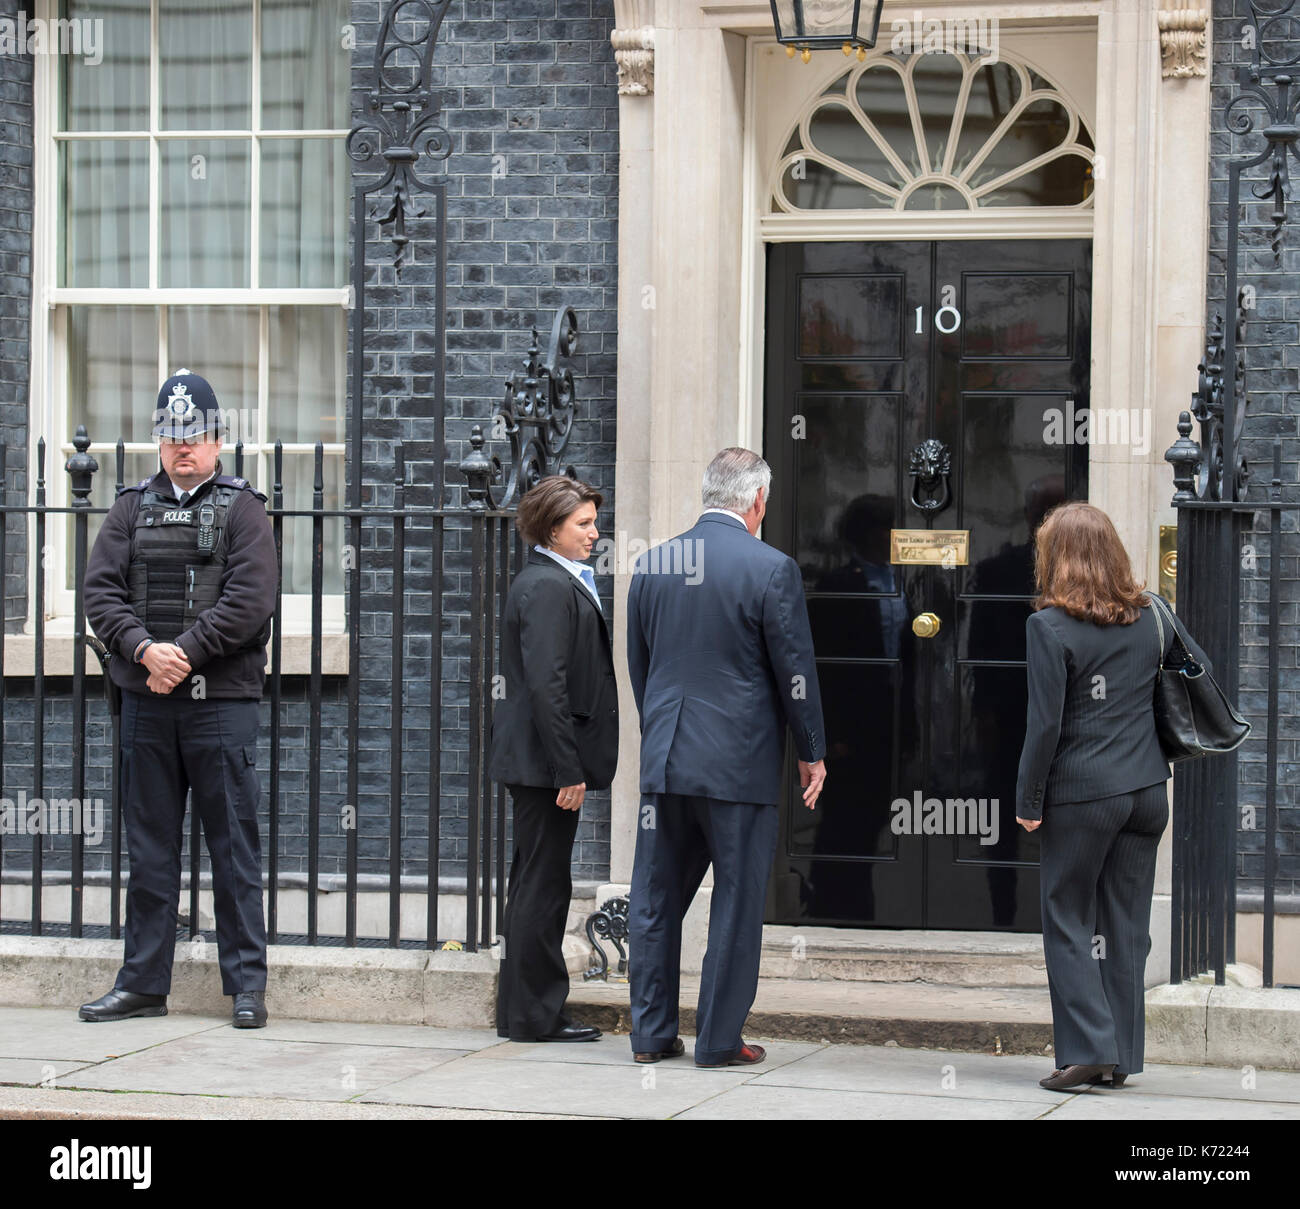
[0,306,582,954]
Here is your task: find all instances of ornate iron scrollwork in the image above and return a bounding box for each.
[346,0,454,270]
[583,896,630,982]
[908,438,952,515]
[461,307,580,511]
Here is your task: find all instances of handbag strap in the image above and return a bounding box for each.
[1147,590,1194,668]
[1145,590,1166,669]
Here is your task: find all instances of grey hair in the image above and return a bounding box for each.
[701,448,772,512]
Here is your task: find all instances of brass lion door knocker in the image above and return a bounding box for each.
[909,438,952,514]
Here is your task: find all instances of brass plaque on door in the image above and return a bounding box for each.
[890,529,969,566]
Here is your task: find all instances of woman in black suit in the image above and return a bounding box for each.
[1016,501,1210,1091]
[488,475,619,1043]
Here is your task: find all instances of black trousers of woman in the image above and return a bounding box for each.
[495,783,581,1041]
[1038,782,1169,1075]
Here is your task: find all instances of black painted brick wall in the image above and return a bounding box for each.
[1208,1,1300,896]
[1,0,618,896]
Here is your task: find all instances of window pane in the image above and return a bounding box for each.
[60,141,149,287]
[268,307,346,443]
[60,0,149,131]
[260,140,348,287]
[160,0,252,130]
[166,307,258,441]
[66,306,160,443]
[278,452,344,595]
[160,141,251,287]
[261,0,351,130]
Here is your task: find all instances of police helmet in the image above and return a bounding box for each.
[152,369,224,441]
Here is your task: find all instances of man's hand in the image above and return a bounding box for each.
[798,759,826,810]
[1017,817,1041,832]
[556,783,586,812]
[142,642,191,694]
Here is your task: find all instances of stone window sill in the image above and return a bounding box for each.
[1,633,351,677]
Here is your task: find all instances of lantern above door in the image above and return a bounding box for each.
[769,0,886,61]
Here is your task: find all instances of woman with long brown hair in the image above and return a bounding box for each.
[1016,501,1209,1091]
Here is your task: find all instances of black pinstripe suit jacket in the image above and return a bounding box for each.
[1015,597,1211,820]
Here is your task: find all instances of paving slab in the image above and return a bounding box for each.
[499,1035,825,1070]
[1043,1091,1300,1121]
[749,1042,1066,1105]
[0,1058,98,1086]
[1107,1063,1300,1104]
[361,1052,752,1118]
[60,1031,464,1102]
[674,1083,1046,1120]
[0,1007,227,1063]
[0,1085,578,1120]
[250,1018,503,1052]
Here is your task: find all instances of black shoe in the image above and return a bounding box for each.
[634,1037,686,1064]
[1039,1063,1114,1090]
[232,990,268,1029]
[79,988,167,1022]
[1088,1070,1129,1088]
[536,1022,601,1042]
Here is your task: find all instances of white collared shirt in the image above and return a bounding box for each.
[169,469,216,504]
[534,544,602,607]
[702,507,749,531]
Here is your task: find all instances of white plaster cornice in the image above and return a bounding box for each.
[613,0,655,95]
[1158,0,1208,79]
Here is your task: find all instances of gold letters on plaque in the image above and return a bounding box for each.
[890,529,970,566]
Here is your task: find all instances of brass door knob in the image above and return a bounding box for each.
[912,611,941,638]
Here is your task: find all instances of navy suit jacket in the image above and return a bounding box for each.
[626,511,826,806]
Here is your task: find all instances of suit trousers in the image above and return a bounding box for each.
[116,690,267,997]
[1038,782,1169,1074]
[628,793,780,1064]
[496,783,581,1040]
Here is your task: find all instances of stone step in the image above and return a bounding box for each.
[568,976,1055,1056]
[757,926,1049,987]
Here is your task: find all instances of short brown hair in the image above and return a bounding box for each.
[1034,501,1147,625]
[516,474,603,547]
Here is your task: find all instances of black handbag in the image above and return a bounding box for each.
[1146,591,1251,762]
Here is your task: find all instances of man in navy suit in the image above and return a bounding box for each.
[626,448,827,1067]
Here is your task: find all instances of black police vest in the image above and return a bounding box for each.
[125,475,270,648]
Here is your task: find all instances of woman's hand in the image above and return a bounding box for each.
[556,783,586,811]
[1017,817,1041,832]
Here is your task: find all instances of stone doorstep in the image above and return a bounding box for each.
[569,976,1057,1056]
[0,936,501,1030]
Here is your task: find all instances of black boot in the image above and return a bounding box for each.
[232,990,268,1029]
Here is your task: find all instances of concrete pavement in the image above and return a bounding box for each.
[1,1006,1299,1120]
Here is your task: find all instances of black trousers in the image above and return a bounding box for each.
[1038,782,1169,1074]
[116,690,267,997]
[495,783,581,1040]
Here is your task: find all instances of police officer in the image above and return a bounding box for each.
[79,370,278,1028]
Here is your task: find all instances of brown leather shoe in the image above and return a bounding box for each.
[696,1042,766,1068]
[634,1037,686,1063]
[1088,1070,1128,1088]
[1039,1063,1115,1090]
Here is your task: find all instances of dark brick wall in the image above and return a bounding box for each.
[0,0,32,631]
[1,0,619,896]
[1208,2,1300,897]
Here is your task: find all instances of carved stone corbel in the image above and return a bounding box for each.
[1158,1,1208,79]
[612,0,654,96]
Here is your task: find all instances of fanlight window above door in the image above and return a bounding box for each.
[772,52,1095,213]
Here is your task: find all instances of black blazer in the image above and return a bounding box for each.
[1015,595,1211,819]
[487,548,619,791]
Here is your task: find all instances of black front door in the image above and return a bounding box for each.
[763,239,1091,931]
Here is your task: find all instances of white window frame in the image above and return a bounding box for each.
[29,0,348,637]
